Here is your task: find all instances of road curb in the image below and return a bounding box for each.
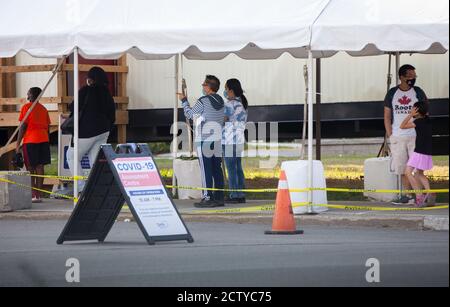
[181,214,430,231]
[423,216,450,231]
[1,211,448,231]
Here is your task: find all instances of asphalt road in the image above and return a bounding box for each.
[0,221,448,287]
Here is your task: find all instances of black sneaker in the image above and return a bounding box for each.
[225,198,240,204]
[214,200,225,207]
[194,199,223,208]
[194,199,209,207]
[237,198,246,204]
[392,195,415,205]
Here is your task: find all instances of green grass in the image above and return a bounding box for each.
[153,155,449,180]
[46,146,59,176]
[44,146,448,202]
[45,145,449,180]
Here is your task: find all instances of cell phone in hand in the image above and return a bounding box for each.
[182,79,187,97]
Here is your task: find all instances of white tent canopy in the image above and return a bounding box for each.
[0,0,448,59]
[0,0,332,60]
[312,0,449,55]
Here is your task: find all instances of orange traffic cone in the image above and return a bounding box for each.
[265,170,304,235]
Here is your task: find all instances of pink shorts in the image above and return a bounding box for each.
[407,152,433,171]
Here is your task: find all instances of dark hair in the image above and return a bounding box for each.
[226,79,248,110]
[399,64,416,77]
[413,101,428,117]
[28,87,42,102]
[205,75,220,92]
[87,66,109,86]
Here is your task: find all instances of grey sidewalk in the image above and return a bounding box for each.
[0,198,448,231]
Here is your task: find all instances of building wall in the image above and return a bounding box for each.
[12,51,449,111]
[15,52,58,110]
[127,52,449,110]
[321,52,449,103]
[126,55,176,110]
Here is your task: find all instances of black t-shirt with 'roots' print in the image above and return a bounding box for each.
[414,117,432,155]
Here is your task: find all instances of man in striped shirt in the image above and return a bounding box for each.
[178,75,225,208]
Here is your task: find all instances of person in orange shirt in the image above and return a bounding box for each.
[16,87,51,203]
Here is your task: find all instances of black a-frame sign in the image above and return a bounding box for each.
[57,143,194,245]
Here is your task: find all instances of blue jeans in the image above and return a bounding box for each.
[197,141,224,201]
[223,144,245,199]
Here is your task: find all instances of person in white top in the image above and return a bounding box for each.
[222,79,248,204]
[384,64,429,205]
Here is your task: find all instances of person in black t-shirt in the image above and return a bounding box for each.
[400,101,435,207]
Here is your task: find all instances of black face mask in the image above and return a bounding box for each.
[407,78,416,87]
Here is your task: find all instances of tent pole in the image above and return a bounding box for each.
[378,54,393,158]
[395,52,401,85]
[73,47,79,207]
[172,54,180,196]
[180,56,193,156]
[307,50,316,215]
[387,54,393,91]
[395,52,402,199]
[300,65,308,159]
[315,58,322,161]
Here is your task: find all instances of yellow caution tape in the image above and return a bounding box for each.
[292,202,449,212]
[313,187,450,194]
[187,202,448,214]
[167,185,449,194]
[1,176,448,213]
[0,171,87,181]
[166,185,280,193]
[188,202,313,214]
[27,174,86,181]
[1,171,448,194]
[190,203,278,214]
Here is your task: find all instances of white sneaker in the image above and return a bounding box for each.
[32,197,42,203]
[392,195,415,205]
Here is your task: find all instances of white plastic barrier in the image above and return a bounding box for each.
[173,158,203,200]
[364,157,399,202]
[281,160,328,214]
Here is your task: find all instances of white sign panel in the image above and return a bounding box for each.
[112,157,188,237]
[58,115,91,178]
